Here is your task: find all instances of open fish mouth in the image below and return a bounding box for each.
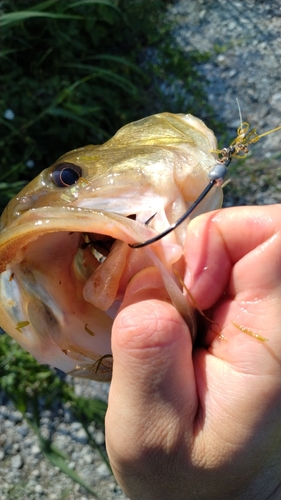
[0,208,190,381]
[0,113,223,381]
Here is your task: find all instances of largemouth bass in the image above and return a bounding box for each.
[0,113,223,381]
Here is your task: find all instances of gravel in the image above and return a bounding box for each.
[1,1,281,499]
[169,0,281,207]
[0,382,127,500]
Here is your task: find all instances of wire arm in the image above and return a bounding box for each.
[129,179,216,248]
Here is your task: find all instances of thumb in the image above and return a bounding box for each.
[106,266,197,470]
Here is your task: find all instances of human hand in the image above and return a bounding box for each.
[105,205,281,500]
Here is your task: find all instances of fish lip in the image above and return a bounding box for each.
[1,205,148,233]
[0,206,159,274]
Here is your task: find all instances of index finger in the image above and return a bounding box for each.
[184,204,281,311]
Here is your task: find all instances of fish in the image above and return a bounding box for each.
[0,112,223,381]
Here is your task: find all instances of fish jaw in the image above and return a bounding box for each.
[0,207,192,381]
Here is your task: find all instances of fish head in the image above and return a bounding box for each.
[0,113,223,381]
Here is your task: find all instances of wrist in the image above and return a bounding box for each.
[113,458,281,500]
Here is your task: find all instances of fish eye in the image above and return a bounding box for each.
[51,163,82,187]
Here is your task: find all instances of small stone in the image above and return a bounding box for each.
[11,454,23,469]
[0,450,5,460]
[96,462,111,478]
[63,408,72,423]
[31,469,41,478]
[9,411,23,423]
[71,451,80,461]
[217,54,226,63]
[228,21,236,31]
[4,420,13,428]
[4,109,15,120]
[12,443,20,453]
[83,453,93,465]
[109,482,117,491]
[74,482,81,493]
[74,384,83,397]
[0,405,8,417]
[25,159,35,169]
[31,445,41,456]
[17,424,29,438]
[94,430,105,446]
[70,421,82,432]
[74,428,88,444]
[34,484,44,494]
[42,410,52,419]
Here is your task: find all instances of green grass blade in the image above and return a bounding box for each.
[26,417,100,498]
[0,117,23,136]
[62,63,139,91]
[22,74,101,129]
[0,164,27,183]
[47,107,97,128]
[0,181,27,197]
[28,0,60,11]
[83,422,112,471]
[66,0,119,10]
[0,11,84,27]
[23,70,138,131]
[89,53,143,73]
[42,441,100,498]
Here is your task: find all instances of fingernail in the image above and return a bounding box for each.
[120,267,169,310]
[125,267,164,297]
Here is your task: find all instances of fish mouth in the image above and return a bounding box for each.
[0,207,189,381]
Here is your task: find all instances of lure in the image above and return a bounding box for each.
[130,119,281,248]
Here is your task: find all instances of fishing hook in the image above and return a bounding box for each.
[129,118,281,249]
[129,157,230,248]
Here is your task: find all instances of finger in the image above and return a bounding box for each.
[184,205,281,310]
[184,207,281,478]
[106,267,197,474]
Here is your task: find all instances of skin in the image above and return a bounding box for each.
[105,205,281,500]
